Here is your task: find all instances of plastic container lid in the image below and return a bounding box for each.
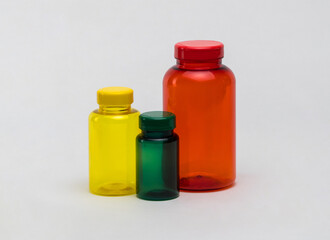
[97,87,133,105]
[139,111,176,131]
[175,40,224,60]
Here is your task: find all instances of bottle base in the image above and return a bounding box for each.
[90,182,135,196]
[180,175,234,191]
[137,189,179,201]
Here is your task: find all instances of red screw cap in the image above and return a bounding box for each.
[175,40,224,60]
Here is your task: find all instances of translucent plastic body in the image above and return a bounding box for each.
[89,105,140,195]
[136,131,179,200]
[163,60,236,191]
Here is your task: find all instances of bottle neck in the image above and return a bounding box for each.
[176,59,222,70]
[142,130,173,138]
[99,104,131,114]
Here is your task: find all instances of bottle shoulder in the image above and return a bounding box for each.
[163,64,235,84]
[137,133,179,143]
[165,64,233,72]
[89,108,140,121]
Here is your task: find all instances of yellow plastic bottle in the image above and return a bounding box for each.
[89,87,140,196]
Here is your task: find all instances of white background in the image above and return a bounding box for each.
[1,0,330,239]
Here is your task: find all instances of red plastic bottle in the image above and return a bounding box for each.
[163,40,236,191]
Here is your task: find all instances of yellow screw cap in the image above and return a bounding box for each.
[97,87,134,105]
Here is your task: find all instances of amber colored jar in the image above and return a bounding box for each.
[163,40,236,191]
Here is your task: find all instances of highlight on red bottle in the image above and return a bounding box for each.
[163,40,236,191]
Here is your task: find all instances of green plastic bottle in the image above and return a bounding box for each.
[136,111,179,201]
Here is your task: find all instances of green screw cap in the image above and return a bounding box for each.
[139,111,176,131]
